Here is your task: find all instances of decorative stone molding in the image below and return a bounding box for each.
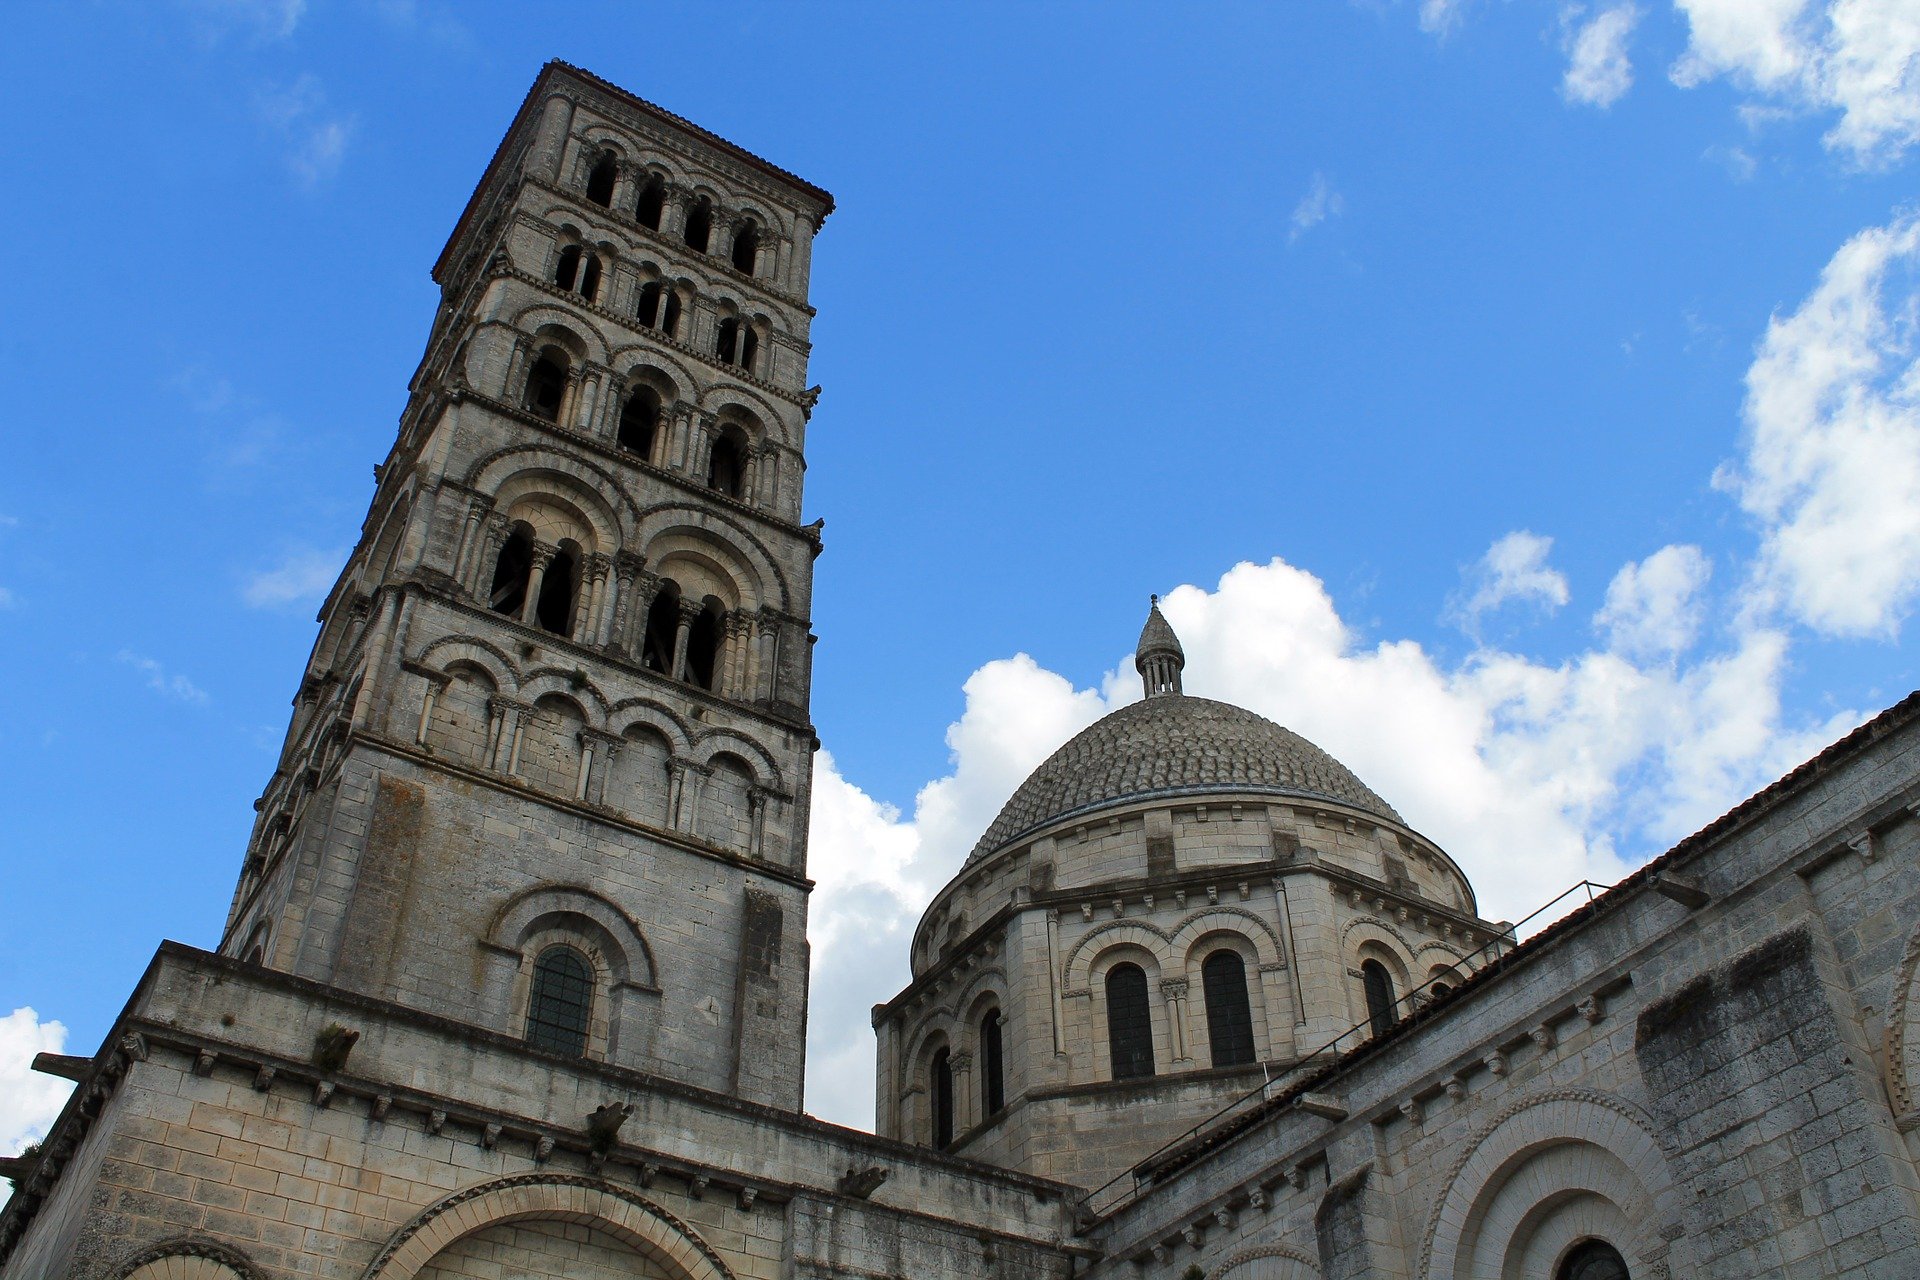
[115,1237,265,1280]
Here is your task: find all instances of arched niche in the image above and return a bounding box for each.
[480,885,660,1064]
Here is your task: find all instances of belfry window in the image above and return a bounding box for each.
[526,944,593,1057]
[642,580,682,675]
[1557,1241,1630,1280]
[739,325,759,373]
[637,281,663,328]
[535,544,577,637]
[686,599,724,690]
[708,431,746,498]
[716,317,739,365]
[730,223,760,274]
[1361,959,1396,1039]
[554,246,600,302]
[577,252,601,303]
[1202,950,1256,1068]
[555,244,581,290]
[489,526,534,616]
[636,174,666,230]
[981,1009,1005,1116]
[931,1046,954,1149]
[1106,962,1154,1080]
[524,354,566,422]
[684,198,712,253]
[660,288,682,337]
[619,387,660,458]
[585,152,617,207]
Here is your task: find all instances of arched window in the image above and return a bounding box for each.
[523,352,567,422]
[980,1009,1005,1116]
[739,324,759,373]
[490,525,534,616]
[1362,959,1396,1039]
[1106,962,1154,1080]
[1557,1240,1630,1280]
[636,174,666,230]
[535,543,578,637]
[685,599,724,690]
[637,281,663,328]
[619,387,660,458]
[585,152,617,207]
[684,198,712,253]
[641,580,682,675]
[716,317,739,364]
[526,944,593,1057]
[555,244,582,291]
[730,222,760,274]
[931,1046,954,1149]
[1202,949,1256,1068]
[660,288,682,337]
[708,430,746,498]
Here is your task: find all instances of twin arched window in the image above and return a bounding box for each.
[488,526,580,639]
[640,579,726,691]
[1202,950,1256,1068]
[715,318,759,373]
[1106,962,1155,1080]
[636,281,681,336]
[526,944,593,1057]
[578,148,765,278]
[554,244,601,303]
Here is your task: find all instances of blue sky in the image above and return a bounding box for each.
[4,0,1919,1137]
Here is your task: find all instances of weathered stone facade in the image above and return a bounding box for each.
[9,60,1920,1280]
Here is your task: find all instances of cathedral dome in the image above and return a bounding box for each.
[966,693,1402,862]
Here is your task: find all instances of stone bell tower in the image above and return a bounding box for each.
[217,61,833,1109]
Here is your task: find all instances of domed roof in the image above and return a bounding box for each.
[966,694,1403,862]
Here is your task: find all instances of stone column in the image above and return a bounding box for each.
[949,1051,976,1135]
[1162,977,1191,1066]
[722,612,753,697]
[606,554,646,653]
[671,598,700,682]
[612,160,639,217]
[571,367,601,434]
[582,730,621,807]
[503,337,531,405]
[747,787,769,861]
[487,698,524,774]
[414,671,450,747]
[1272,878,1309,1030]
[519,542,556,627]
[473,511,511,598]
[528,93,574,184]
[1045,908,1068,1060]
[451,497,485,590]
[581,553,612,642]
[624,570,662,659]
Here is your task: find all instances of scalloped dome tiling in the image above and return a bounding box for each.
[965,695,1402,862]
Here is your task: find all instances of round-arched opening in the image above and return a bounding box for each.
[523,351,567,422]
[1557,1239,1631,1280]
[585,151,617,207]
[980,1008,1005,1116]
[619,387,661,458]
[685,598,724,690]
[1202,948,1256,1068]
[641,579,682,675]
[683,198,712,253]
[707,430,747,498]
[535,543,579,637]
[730,222,760,274]
[1105,962,1154,1080]
[636,173,666,230]
[715,316,740,365]
[1361,958,1396,1039]
[931,1045,954,1149]
[525,944,593,1058]
[489,524,535,616]
[554,243,582,291]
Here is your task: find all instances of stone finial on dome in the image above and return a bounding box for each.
[1135,595,1185,698]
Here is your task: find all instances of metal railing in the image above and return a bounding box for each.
[1077,878,1614,1221]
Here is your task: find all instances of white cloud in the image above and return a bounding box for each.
[802,555,1857,1128]
[1289,173,1345,245]
[1705,142,1760,180]
[0,587,13,611]
[116,651,210,705]
[1449,531,1573,632]
[0,1009,71,1159]
[255,75,354,189]
[1718,208,1920,636]
[182,0,305,41]
[244,546,345,609]
[1671,0,1920,166]
[1420,0,1473,37]
[1562,4,1644,108]
[1596,544,1714,658]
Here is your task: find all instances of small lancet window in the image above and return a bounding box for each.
[1106,962,1155,1080]
[981,1009,1005,1116]
[642,580,682,675]
[524,354,566,422]
[1557,1240,1630,1280]
[730,223,760,274]
[619,387,661,458]
[526,944,593,1057]
[585,152,617,207]
[684,198,712,253]
[636,174,666,230]
[739,325,759,374]
[716,317,739,365]
[1202,949,1257,1068]
[554,244,582,291]
[490,526,534,616]
[708,431,746,499]
[1362,959,1396,1039]
[686,600,724,690]
[931,1046,954,1149]
[535,544,577,637]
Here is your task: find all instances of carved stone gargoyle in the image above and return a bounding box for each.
[312,1024,359,1073]
[587,1100,634,1155]
[837,1165,888,1199]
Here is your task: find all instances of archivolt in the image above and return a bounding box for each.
[1883,915,1920,1119]
[1171,907,1282,966]
[465,445,646,537]
[1063,920,1174,988]
[412,635,521,690]
[116,1237,264,1280]
[691,728,784,793]
[360,1174,735,1279]
[1208,1241,1320,1279]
